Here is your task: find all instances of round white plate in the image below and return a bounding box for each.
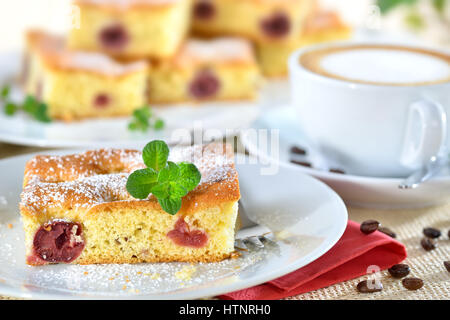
[241,107,450,209]
[0,51,261,148]
[0,151,347,299]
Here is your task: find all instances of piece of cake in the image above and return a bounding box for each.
[147,37,261,103]
[20,143,240,265]
[256,10,351,77]
[191,0,314,43]
[23,30,148,121]
[68,0,192,59]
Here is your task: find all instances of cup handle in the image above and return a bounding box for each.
[400,99,447,168]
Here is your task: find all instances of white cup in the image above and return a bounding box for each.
[288,42,450,178]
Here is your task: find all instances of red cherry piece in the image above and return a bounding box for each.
[194,1,216,20]
[260,12,291,38]
[167,218,208,248]
[93,93,111,108]
[32,221,84,264]
[98,23,129,51]
[189,70,220,99]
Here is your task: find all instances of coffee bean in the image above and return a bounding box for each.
[360,220,380,234]
[423,227,441,239]
[356,280,383,293]
[329,168,345,174]
[290,145,307,155]
[378,227,397,238]
[388,264,410,278]
[447,229,450,239]
[290,160,312,168]
[444,261,450,272]
[402,277,423,290]
[421,237,436,251]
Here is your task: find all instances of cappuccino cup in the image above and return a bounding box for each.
[288,42,450,177]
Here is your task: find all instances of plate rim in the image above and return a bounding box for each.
[0,150,348,300]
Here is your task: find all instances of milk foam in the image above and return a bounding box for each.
[320,49,450,84]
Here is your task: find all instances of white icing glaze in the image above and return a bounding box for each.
[58,51,147,76]
[176,38,255,65]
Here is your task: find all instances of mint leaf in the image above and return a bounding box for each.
[177,162,202,191]
[126,140,202,215]
[143,140,169,171]
[128,105,164,132]
[158,197,182,215]
[377,0,418,14]
[34,103,52,123]
[126,168,158,199]
[154,119,165,130]
[404,12,424,30]
[433,0,445,13]
[169,182,189,198]
[1,85,10,100]
[158,161,180,183]
[151,182,170,199]
[4,102,17,116]
[23,95,37,113]
[20,95,52,122]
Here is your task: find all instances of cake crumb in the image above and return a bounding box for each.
[7,224,13,229]
[175,265,196,281]
[83,271,89,275]
[122,285,127,290]
[230,251,241,259]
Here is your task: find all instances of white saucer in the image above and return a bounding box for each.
[0,51,260,148]
[0,151,347,299]
[240,107,450,209]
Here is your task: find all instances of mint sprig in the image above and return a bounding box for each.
[126,140,201,215]
[376,0,418,14]
[1,84,52,123]
[128,105,165,132]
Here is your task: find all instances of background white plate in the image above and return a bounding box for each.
[0,151,347,299]
[241,107,450,209]
[0,51,262,148]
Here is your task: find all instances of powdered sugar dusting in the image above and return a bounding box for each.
[20,144,237,214]
[59,52,147,76]
[29,30,147,76]
[175,38,255,67]
[0,217,277,298]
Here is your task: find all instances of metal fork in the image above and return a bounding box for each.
[234,200,273,250]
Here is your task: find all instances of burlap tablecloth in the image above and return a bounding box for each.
[1,143,449,300]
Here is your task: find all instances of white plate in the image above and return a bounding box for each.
[241,107,450,209]
[0,151,347,299]
[0,51,261,148]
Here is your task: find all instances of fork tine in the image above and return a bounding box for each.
[234,239,248,250]
[244,236,265,248]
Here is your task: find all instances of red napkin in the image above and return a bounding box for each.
[220,220,407,300]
